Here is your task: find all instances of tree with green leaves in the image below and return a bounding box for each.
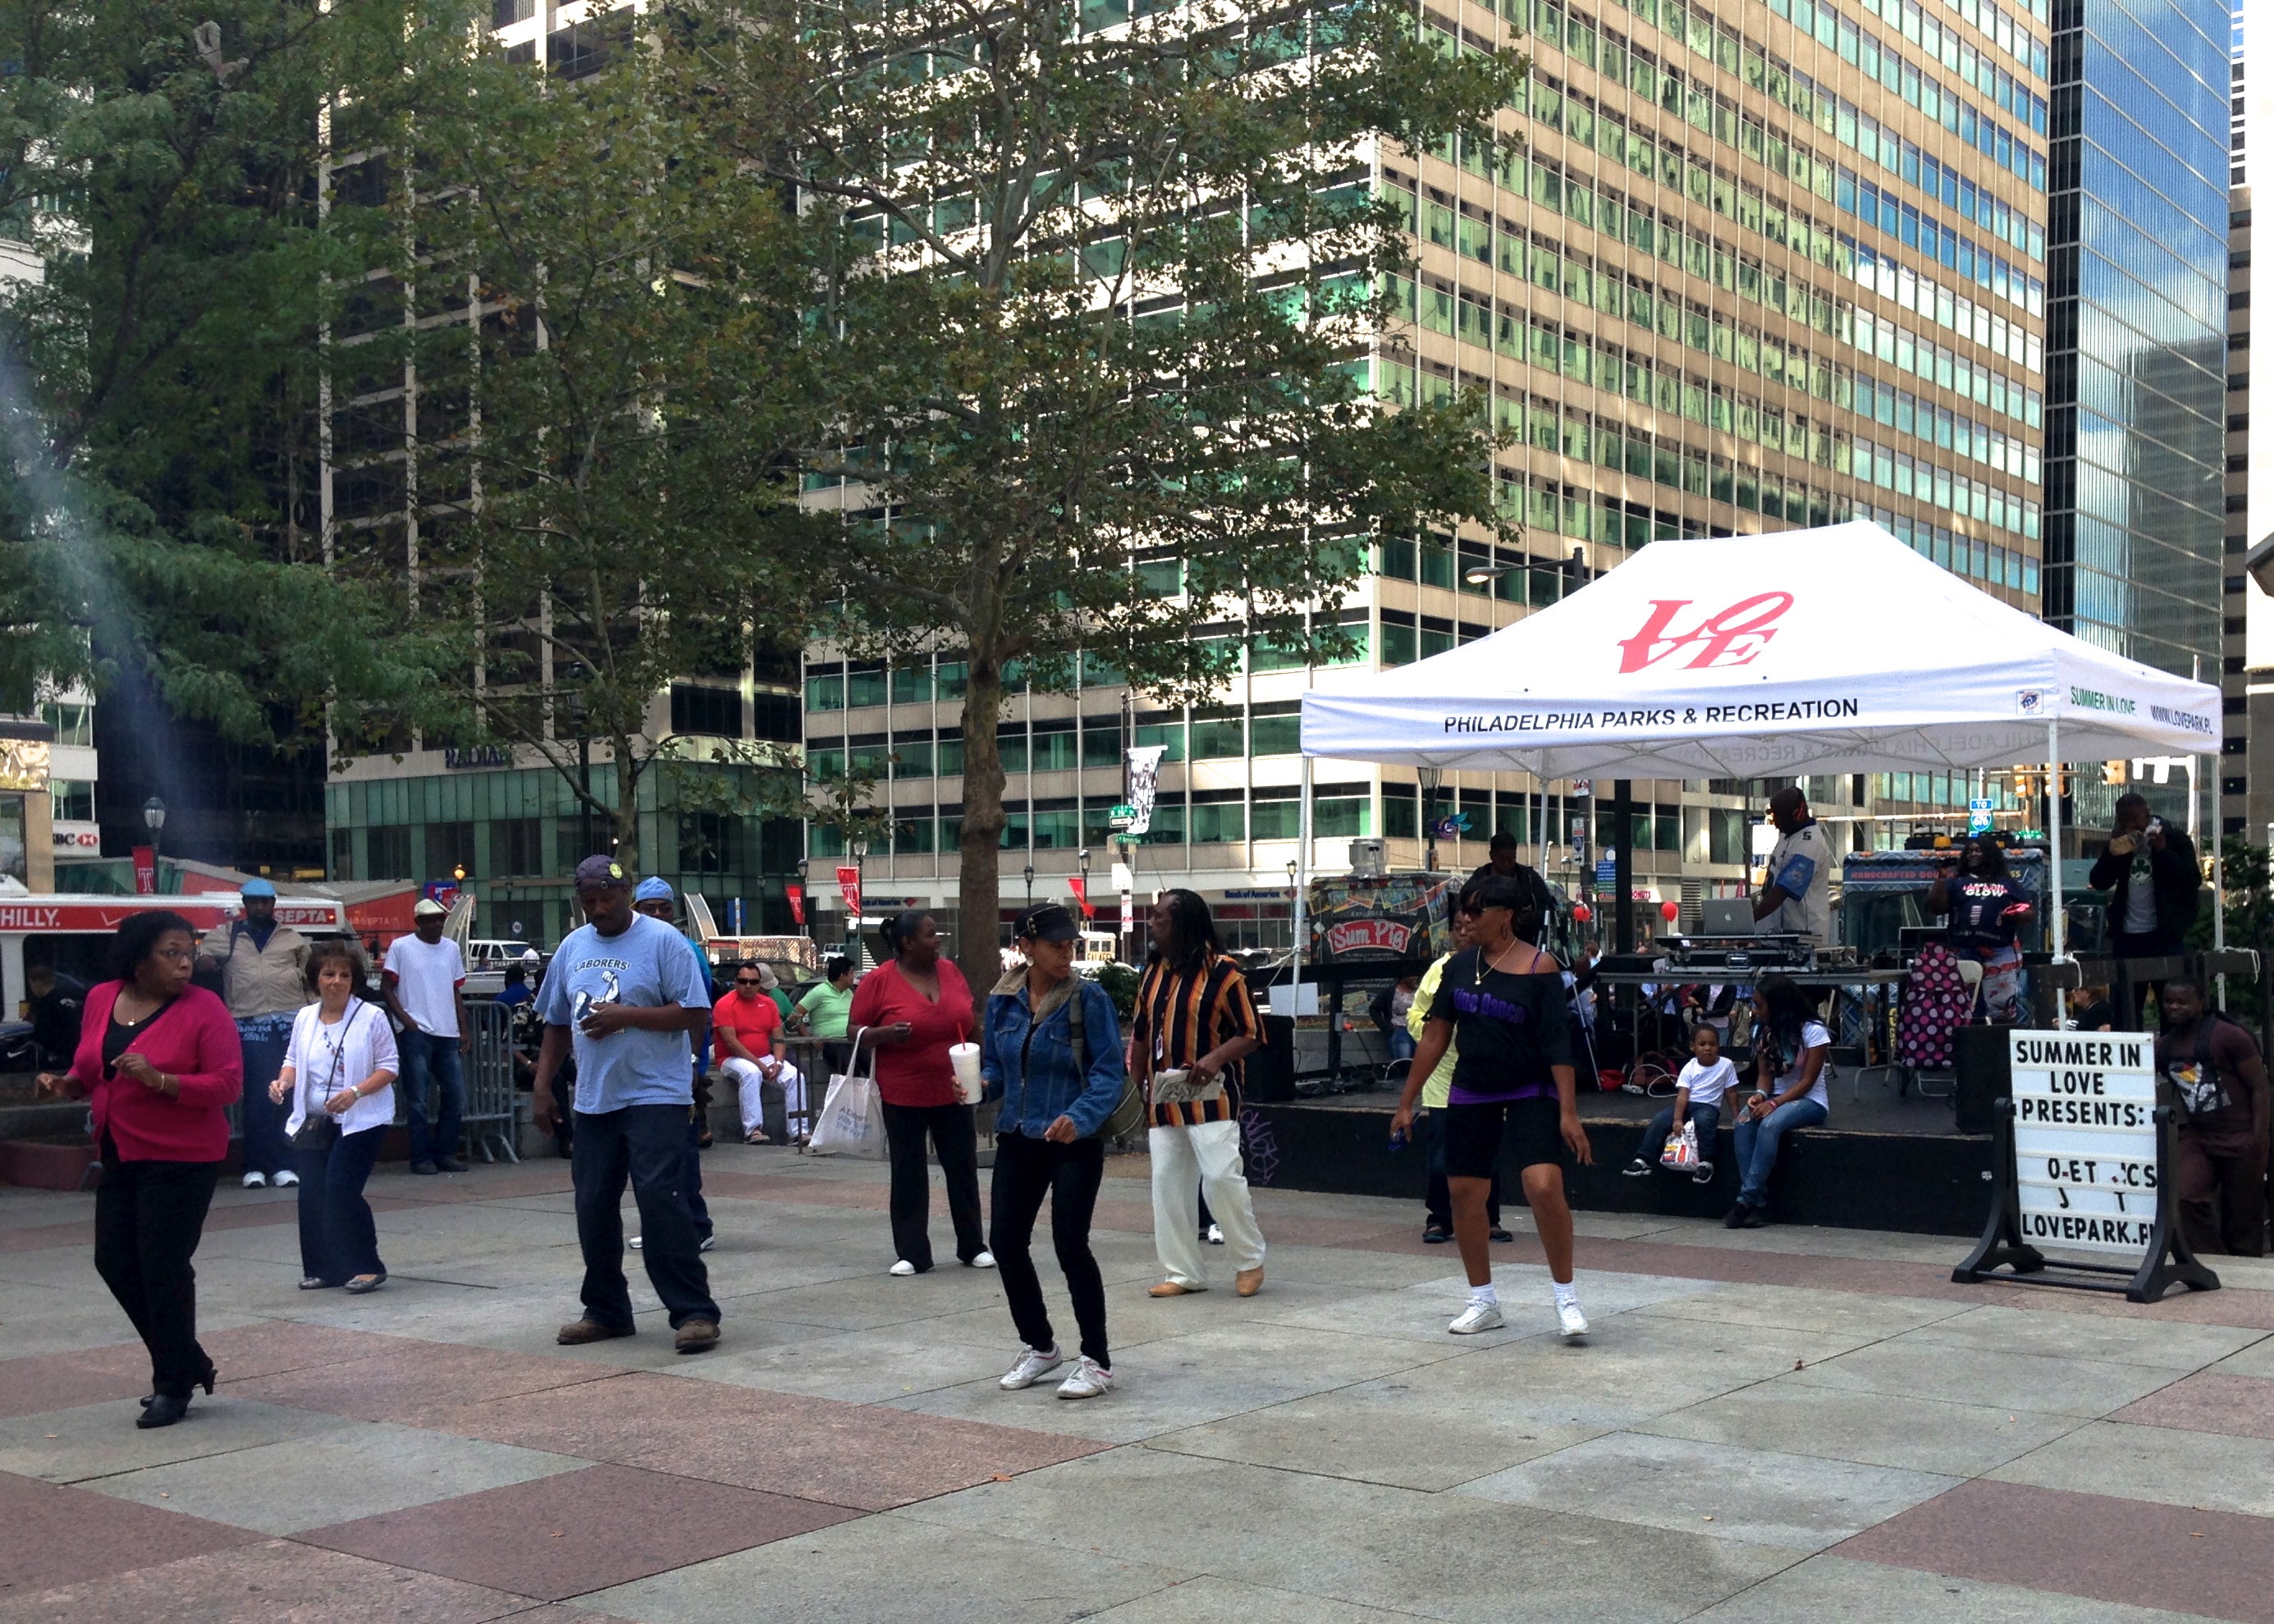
[336,27,841,867]
[0,0,460,731]
[683,0,1526,986]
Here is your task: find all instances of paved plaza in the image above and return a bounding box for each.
[2,1148,2273,1622]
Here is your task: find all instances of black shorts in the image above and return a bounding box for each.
[1442,1096,1564,1180]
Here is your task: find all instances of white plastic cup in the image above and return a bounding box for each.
[948,1042,984,1105]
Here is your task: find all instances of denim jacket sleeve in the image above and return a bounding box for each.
[980,991,1013,1096]
[1064,981,1127,1138]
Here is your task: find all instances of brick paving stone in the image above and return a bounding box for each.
[0,1343,156,1420]
[2112,1371,2274,1442]
[232,1339,627,1425]
[1837,1477,2274,1624]
[0,1538,535,1624]
[0,1468,259,1598]
[300,1462,862,1600]
[421,1371,1102,1509]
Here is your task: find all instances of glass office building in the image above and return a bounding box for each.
[2041,0,2228,676]
[817,0,2064,940]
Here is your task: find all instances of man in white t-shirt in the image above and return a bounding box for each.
[1750,786,1832,944]
[383,899,469,1174]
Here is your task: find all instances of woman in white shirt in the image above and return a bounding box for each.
[1726,977,1830,1228]
[268,941,399,1292]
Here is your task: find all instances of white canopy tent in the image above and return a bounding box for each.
[1298,523,2225,986]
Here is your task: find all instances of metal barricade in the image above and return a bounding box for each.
[460,1000,523,1164]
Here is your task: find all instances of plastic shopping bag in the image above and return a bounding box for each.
[1659,1119,1699,1170]
[808,1056,888,1160]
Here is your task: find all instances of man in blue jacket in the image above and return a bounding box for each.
[981,903,1127,1401]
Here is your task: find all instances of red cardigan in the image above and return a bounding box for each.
[847,958,975,1107]
[67,982,244,1164]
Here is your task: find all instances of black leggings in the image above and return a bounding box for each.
[93,1140,221,1398]
[989,1130,1110,1367]
[881,1100,986,1269]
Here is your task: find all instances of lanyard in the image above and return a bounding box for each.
[306,1004,364,1116]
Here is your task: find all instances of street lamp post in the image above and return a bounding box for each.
[1416,767,1444,875]
[142,797,167,894]
[1078,847,1091,921]
[794,856,812,952]
[1022,860,1034,908]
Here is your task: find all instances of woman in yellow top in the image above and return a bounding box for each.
[1405,914,1510,1246]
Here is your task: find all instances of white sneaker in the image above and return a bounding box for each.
[241,1171,268,1189]
[698,1236,716,1252]
[1557,1298,1590,1338]
[889,1259,917,1277]
[272,1169,300,1188]
[1691,1160,1715,1185]
[969,1251,996,1269]
[1448,1300,1504,1335]
[1056,1356,1114,1399]
[629,1236,643,1251]
[1206,1224,1224,1245]
[999,1345,1064,1390]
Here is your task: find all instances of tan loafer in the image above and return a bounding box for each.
[557,1317,637,1346]
[674,1318,721,1355]
[1235,1267,1264,1297]
[1147,1280,1203,1297]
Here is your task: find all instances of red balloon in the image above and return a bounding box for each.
[1661,900,1680,922]
[1572,903,1593,923]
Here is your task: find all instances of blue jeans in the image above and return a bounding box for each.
[1732,1098,1828,1206]
[295,1123,387,1282]
[237,1017,295,1178]
[1637,1101,1721,1169]
[397,1028,465,1166]
[572,1103,721,1330]
[1388,1029,1416,1063]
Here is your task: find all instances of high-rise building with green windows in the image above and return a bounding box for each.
[820,0,2069,945]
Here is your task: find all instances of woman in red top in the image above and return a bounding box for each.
[848,910,990,1275]
[36,910,244,1430]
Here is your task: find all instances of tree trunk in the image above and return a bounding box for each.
[611,742,643,871]
[953,658,1008,995]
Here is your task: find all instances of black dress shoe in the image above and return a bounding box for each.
[1738,1205,1768,1228]
[1723,1202,1752,1228]
[435,1156,470,1173]
[299,1277,339,1291]
[137,1393,191,1429]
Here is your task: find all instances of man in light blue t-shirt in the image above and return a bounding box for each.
[534,855,721,1353]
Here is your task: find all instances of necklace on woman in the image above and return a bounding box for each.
[1474,936,1529,986]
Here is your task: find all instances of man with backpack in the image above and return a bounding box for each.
[2155,978,2269,1256]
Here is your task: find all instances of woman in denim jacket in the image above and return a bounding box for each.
[983,903,1128,1400]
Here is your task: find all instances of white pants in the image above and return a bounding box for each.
[1151,1119,1265,1285]
[724,1057,804,1138]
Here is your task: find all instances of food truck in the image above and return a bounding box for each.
[2,892,356,1027]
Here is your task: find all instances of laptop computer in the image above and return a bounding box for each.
[1699,897,1755,936]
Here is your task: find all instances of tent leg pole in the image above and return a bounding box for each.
[2048,721,2066,1029]
[2212,752,2226,1011]
[1613,780,1634,955]
[1293,756,1311,1020]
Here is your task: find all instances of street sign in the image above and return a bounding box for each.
[1954,1031,2218,1302]
[1109,803,1137,831]
[1594,858,1616,888]
[1967,796,1995,835]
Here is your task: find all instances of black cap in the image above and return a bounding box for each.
[1015,903,1081,943]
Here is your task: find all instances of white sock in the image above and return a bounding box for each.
[1553,1279,1580,1307]
[1468,1281,1498,1306]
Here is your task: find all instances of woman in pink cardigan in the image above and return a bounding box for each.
[37,909,243,1429]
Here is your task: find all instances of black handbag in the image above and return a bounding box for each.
[291,1007,363,1151]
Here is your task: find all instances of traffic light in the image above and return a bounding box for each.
[2012,767,2038,802]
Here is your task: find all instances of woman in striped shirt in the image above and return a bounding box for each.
[1132,890,1267,1299]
